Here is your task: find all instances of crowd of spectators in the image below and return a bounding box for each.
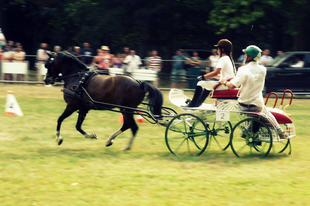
[1,40,303,88]
[0,40,26,80]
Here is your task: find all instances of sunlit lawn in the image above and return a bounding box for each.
[0,85,309,206]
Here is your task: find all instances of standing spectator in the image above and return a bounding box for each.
[259,49,273,65]
[14,42,21,51]
[2,45,12,61]
[3,45,13,80]
[123,50,142,75]
[147,50,162,87]
[101,46,113,69]
[122,47,130,72]
[276,50,283,57]
[66,46,75,55]
[12,45,26,81]
[81,42,94,66]
[208,49,219,72]
[171,49,186,88]
[12,45,25,61]
[36,43,49,63]
[54,45,61,53]
[187,51,201,89]
[74,46,83,62]
[144,51,152,66]
[92,46,113,74]
[122,47,130,58]
[112,53,123,68]
[6,40,15,51]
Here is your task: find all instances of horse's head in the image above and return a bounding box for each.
[44,51,61,85]
[44,51,88,85]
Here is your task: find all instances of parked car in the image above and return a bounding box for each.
[264,51,310,95]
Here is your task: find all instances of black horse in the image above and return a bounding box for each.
[44,51,163,150]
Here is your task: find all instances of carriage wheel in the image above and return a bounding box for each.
[165,113,209,156]
[208,121,232,151]
[230,118,273,158]
[271,124,291,155]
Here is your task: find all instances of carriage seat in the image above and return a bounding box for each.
[209,79,239,99]
[269,108,293,124]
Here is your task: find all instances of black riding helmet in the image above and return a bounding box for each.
[214,39,233,56]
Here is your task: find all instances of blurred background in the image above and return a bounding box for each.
[1,0,310,58]
[1,0,310,88]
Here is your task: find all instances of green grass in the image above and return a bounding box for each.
[0,85,309,206]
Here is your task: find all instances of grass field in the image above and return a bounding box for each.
[0,85,309,206]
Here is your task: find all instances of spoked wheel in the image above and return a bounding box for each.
[231,118,273,158]
[165,113,209,156]
[208,121,232,150]
[271,124,291,155]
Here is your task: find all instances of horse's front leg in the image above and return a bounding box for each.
[56,106,75,145]
[76,109,98,140]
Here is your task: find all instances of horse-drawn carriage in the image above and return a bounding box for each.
[44,51,295,158]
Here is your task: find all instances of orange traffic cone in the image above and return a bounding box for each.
[136,112,145,123]
[117,114,124,123]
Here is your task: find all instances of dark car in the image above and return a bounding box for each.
[264,51,310,95]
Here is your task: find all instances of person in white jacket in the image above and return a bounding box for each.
[220,45,287,139]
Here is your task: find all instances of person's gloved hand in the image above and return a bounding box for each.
[197,75,205,81]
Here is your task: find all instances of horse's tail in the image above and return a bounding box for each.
[141,82,163,117]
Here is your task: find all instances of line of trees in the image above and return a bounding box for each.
[1,0,310,61]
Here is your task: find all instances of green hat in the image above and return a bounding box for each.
[242,45,262,60]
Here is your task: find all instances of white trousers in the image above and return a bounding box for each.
[197,80,228,91]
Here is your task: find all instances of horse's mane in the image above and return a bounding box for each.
[56,51,88,72]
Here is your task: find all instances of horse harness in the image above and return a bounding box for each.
[61,71,99,109]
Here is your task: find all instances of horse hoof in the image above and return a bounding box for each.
[92,133,98,139]
[123,147,131,151]
[58,138,63,145]
[106,141,113,147]
[85,133,98,139]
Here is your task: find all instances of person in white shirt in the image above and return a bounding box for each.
[208,49,219,72]
[123,50,142,75]
[220,45,287,139]
[186,39,236,107]
[258,49,273,65]
[12,45,26,81]
[290,55,304,68]
[37,43,49,62]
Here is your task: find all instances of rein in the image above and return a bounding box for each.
[56,71,88,81]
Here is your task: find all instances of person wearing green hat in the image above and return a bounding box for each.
[220,45,287,139]
[185,39,236,107]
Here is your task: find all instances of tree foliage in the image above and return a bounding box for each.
[1,0,310,58]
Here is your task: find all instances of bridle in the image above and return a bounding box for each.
[44,53,82,84]
[44,55,57,85]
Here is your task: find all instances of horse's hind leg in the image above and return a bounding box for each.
[106,114,130,147]
[56,106,75,145]
[123,113,138,151]
[76,109,98,140]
